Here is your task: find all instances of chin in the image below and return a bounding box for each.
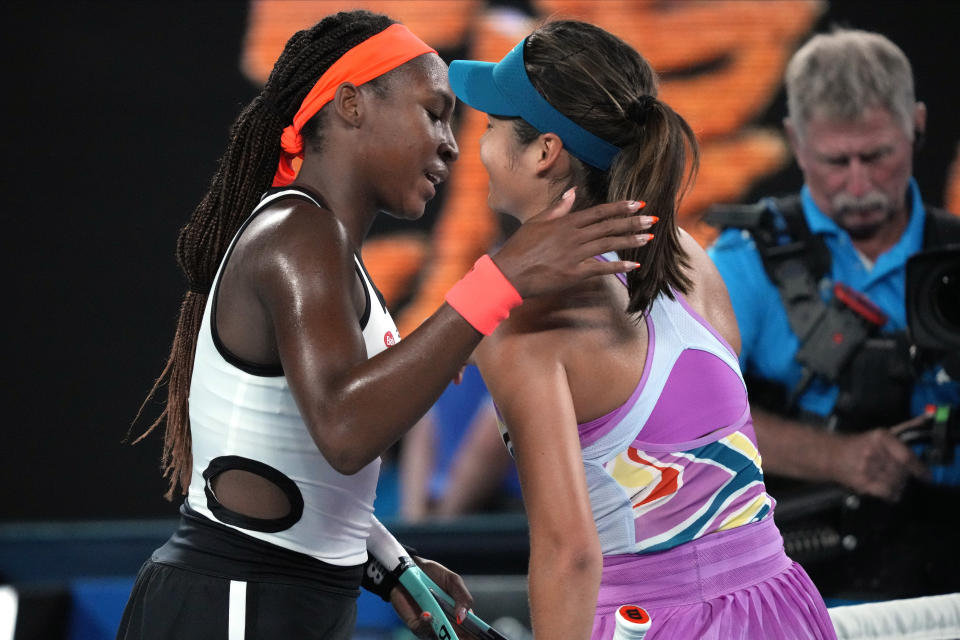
[840,208,894,240]
[383,209,426,222]
[845,222,884,241]
[389,202,429,221]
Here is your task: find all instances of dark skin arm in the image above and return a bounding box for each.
[223,192,650,475]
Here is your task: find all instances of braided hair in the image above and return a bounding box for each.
[131,10,397,499]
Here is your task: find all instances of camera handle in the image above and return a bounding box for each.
[894,405,957,465]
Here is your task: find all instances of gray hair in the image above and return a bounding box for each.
[786,28,916,140]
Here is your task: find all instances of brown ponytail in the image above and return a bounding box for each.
[608,98,697,314]
[129,10,398,499]
[515,20,700,315]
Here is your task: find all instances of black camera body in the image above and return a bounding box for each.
[907,244,960,376]
[906,244,960,463]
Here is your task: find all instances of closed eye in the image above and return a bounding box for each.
[859,149,889,164]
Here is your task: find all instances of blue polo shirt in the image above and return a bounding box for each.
[708,179,960,484]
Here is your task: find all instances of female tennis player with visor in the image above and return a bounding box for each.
[449,19,837,640]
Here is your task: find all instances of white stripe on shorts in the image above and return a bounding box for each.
[0,585,18,640]
[228,580,247,640]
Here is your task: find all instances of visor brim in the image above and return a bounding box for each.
[448,59,520,117]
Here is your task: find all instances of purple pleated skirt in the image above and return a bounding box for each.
[591,517,837,639]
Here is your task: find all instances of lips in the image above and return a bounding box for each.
[420,165,449,202]
[424,170,446,186]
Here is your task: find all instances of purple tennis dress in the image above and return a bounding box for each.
[498,255,837,639]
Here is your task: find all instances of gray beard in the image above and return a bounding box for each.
[832,191,895,240]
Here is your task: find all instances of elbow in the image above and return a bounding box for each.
[325,443,376,476]
[545,545,602,591]
[308,421,376,476]
[328,453,367,476]
[566,546,602,577]
[532,531,602,578]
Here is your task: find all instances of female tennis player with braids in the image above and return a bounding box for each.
[118,9,651,640]
[451,20,836,640]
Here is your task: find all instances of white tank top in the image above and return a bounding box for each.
[185,187,400,566]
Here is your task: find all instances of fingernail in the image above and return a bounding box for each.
[421,612,432,621]
[638,233,654,242]
[456,608,467,624]
[563,187,576,200]
[646,215,659,225]
[628,261,641,270]
[627,200,643,210]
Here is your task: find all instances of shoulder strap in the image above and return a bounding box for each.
[706,195,868,411]
[706,195,830,340]
[706,195,926,421]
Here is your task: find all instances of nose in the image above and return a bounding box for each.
[847,158,871,198]
[440,124,459,163]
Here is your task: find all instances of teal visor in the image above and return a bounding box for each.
[449,38,621,170]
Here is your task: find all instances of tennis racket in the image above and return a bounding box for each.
[366,517,509,640]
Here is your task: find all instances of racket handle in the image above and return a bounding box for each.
[420,572,511,640]
[612,605,651,639]
[398,566,460,640]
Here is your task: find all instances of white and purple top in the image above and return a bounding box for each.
[497,252,774,556]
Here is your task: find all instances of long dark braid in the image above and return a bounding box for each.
[131,10,397,500]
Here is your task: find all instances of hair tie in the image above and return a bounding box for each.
[186,279,209,295]
[627,95,657,126]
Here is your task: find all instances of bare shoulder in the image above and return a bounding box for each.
[237,199,355,294]
[678,228,741,355]
[475,297,571,384]
[476,299,563,365]
[243,199,352,263]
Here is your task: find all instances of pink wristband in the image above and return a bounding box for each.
[445,255,523,335]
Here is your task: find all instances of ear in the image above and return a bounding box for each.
[913,101,927,138]
[331,82,363,127]
[783,117,806,170]
[533,132,569,177]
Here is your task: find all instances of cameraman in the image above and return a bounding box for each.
[707,28,960,596]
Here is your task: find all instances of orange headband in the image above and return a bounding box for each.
[273,23,437,186]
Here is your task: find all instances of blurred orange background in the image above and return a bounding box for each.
[242,0,960,336]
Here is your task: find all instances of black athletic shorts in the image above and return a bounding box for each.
[116,560,357,640]
[116,505,363,640]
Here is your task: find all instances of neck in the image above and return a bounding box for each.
[293,154,379,250]
[517,185,569,224]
